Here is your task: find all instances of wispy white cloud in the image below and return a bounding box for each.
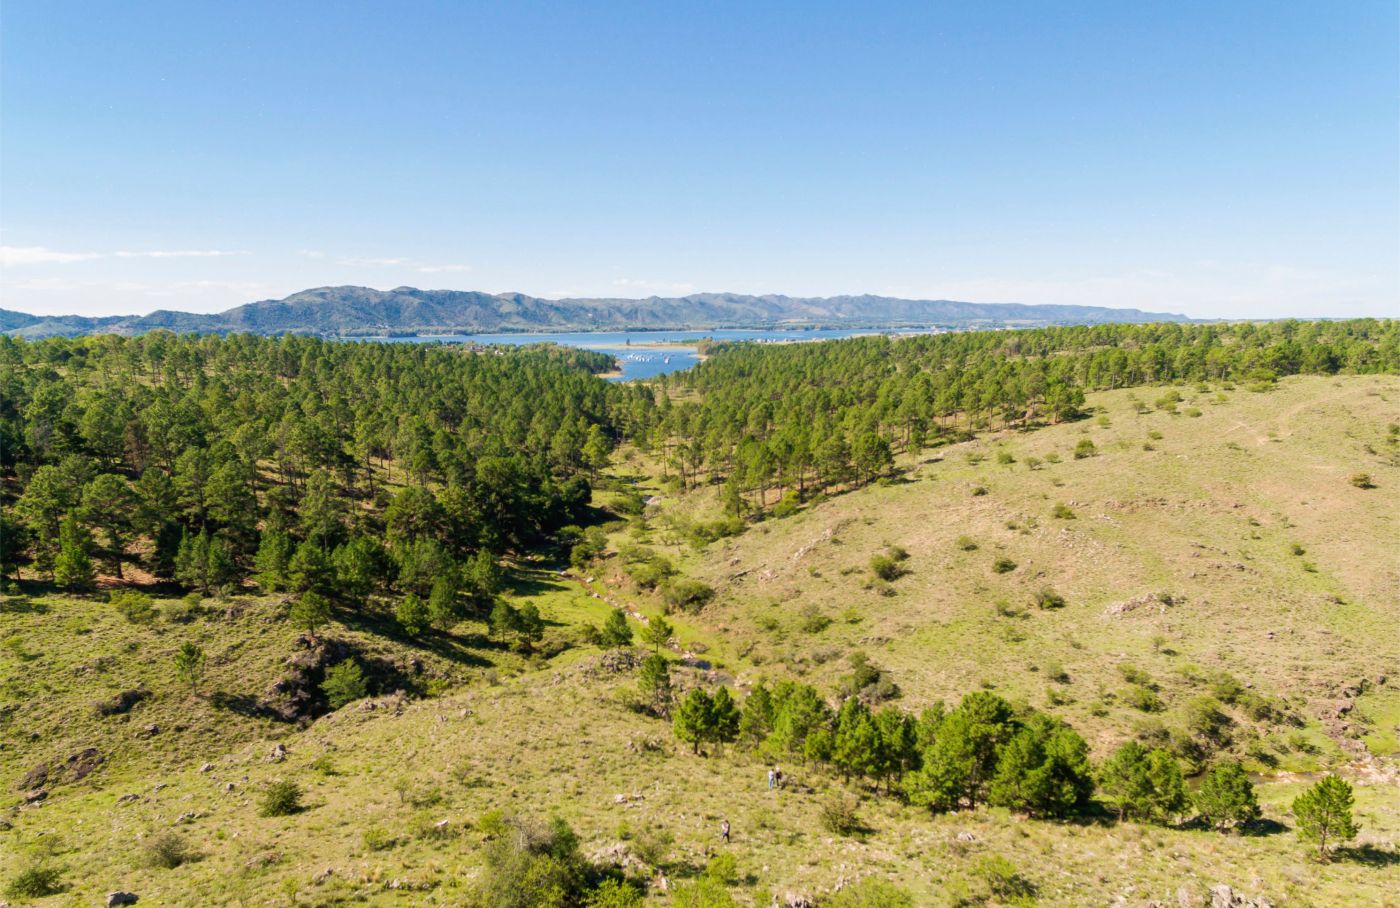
[1,246,102,266]
[611,278,697,294]
[305,251,471,275]
[1,245,246,266]
[113,249,247,259]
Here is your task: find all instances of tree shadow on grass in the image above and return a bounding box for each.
[209,691,283,721]
[503,566,570,599]
[330,601,497,667]
[1239,818,1289,838]
[1336,844,1400,867]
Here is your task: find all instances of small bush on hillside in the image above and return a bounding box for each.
[822,878,913,908]
[143,832,194,869]
[362,826,395,851]
[627,554,676,589]
[819,793,863,836]
[110,590,156,624]
[1126,685,1164,713]
[976,855,1036,903]
[259,780,304,817]
[1050,502,1075,520]
[475,814,592,908]
[1024,456,1043,470]
[992,557,1017,574]
[1350,472,1375,489]
[800,606,832,634]
[1118,664,1155,688]
[670,877,737,908]
[5,863,64,899]
[629,824,673,868]
[996,450,1016,465]
[585,879,647,908]
[1044,452,1062,464]
[770,492,801,519]
[1073,438,1097,459]
[869,554,906,582]
[1043,660,1069,684]
[1034,587,1066,609]
[704,852,739,885]
[956,535,978,551]
[662,578,714,611]
[971,485,988,496]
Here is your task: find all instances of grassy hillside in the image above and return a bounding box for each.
[3,375,1397,906]
[628,376,1399,767]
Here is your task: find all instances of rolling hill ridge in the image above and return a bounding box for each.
[0,286,1193,338]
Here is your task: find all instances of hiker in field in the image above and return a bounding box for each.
[767,767,776,790]
[720,819,730,844]
[774,765,784,789]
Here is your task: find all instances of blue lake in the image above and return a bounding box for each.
[381,327,943,381]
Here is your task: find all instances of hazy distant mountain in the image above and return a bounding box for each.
[0,286,1192,338]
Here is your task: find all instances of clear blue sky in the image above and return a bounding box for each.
[2,1,1396,318]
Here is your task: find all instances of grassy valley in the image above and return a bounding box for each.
[1,328,1397,906]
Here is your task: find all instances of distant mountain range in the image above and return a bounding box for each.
[0,286,1192,338]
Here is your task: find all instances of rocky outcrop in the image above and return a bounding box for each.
[94,688,148,716]
[1208,884,1274,908]
[18,747,104,792]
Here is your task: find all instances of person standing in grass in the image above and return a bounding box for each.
[720,819,730,844]
[767,767,776,790]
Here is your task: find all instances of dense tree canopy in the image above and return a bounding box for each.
[0,332,653,614]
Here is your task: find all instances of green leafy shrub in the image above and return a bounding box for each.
[5,863,64,898]
[661,578,714,611]
[143,832,194,869]
[992,557,1017,574]
[956,535,978,551]
[1050,502,1075,520]
[362,826,395,851]
[259,780,304,817]
[1034,586,1066,609]
[110,590,156,624]
[819,793,862,836]
[869,554,905,582]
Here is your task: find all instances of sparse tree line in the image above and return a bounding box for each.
[648,319,1398,511]
[639,664,1361,856]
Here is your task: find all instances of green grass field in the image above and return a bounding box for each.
[2,375,1396,906]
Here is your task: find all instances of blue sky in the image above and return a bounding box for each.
[1,1,1395,318]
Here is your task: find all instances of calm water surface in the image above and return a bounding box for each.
[382,327,941,380]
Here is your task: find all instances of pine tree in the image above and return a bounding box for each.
[428,575,461,629]
[640,615,673,652]
[1292,775,1357,861]
[708,686,740,751]
[674,689,714,754]
[53,513,97,592]
[637,653,673,718]
[174,642,206,693]
[1193,761,1260,832]
[601,608,633,648]
[290,592,331,637]
[1098,741,1188,823]
[738,683,774,748]
[255,526,294,592]
[396,593,430,637]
